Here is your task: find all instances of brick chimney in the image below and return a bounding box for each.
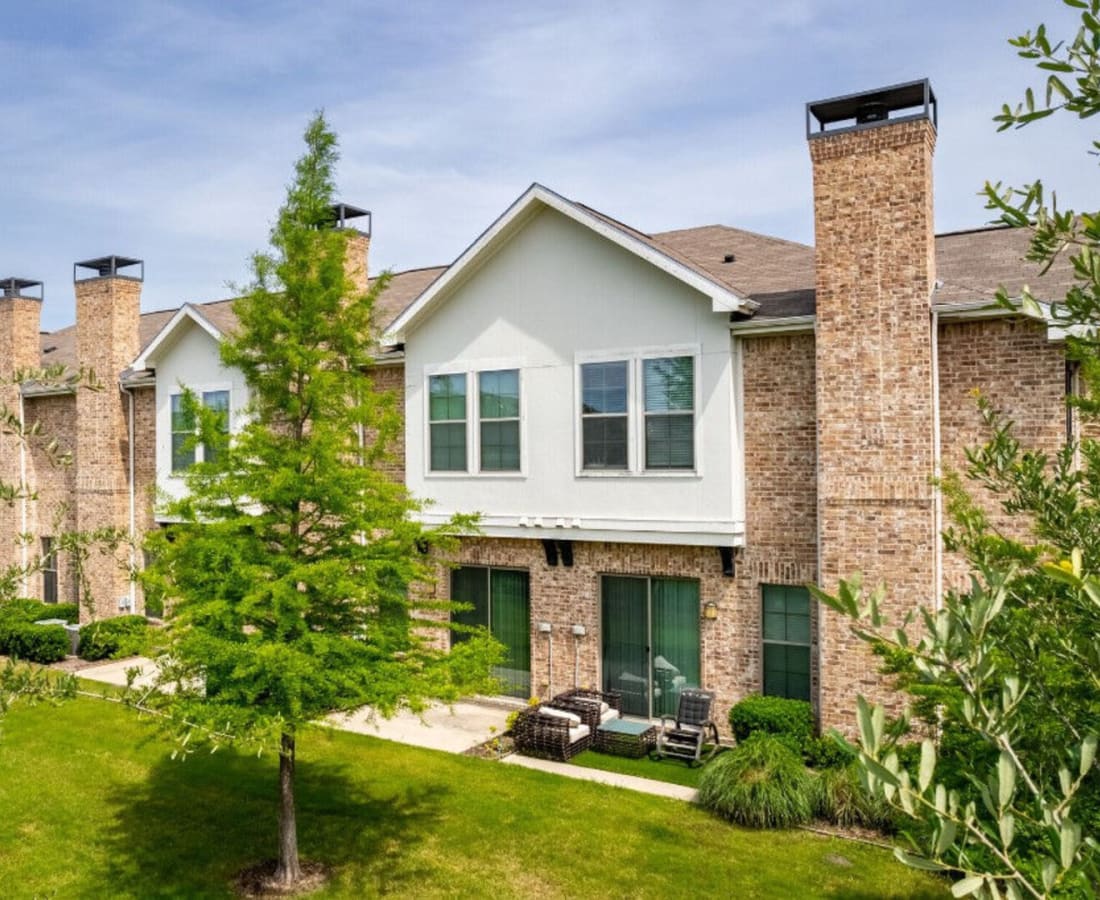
[0,278,44,579]
[331,202,371,298]
[73,256,143,621]
[808,80,938,730]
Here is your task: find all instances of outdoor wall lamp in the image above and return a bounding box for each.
[703,601,719,620]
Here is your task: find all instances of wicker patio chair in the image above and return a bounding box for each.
[548,688,622,730]
[512,705,593,761]
[655,688,720,765]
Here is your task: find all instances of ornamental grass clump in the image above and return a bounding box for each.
[697,733,813,829]
[812,762,895,832]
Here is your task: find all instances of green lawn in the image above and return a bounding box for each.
[0,696,947,899]
[569,747,716,788]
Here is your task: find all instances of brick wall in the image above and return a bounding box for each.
[370,362,406,482]
[937,317,1069,586]
[812,118,938,731]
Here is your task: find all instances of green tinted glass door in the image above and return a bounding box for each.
[601,576,649,716]
[650,579,700,717]
[490,570,530,698]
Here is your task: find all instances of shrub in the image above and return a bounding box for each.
[0,599,78,625]
[0,621,69,663]
[805,734,854,770]
[728,695,814,754]
[812,762,895,832]
[77,615,149,661]
[697,733,814,828]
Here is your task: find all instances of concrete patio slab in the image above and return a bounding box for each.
[500,753,698,801]
[328,701,514,754]
[72,655,161,690]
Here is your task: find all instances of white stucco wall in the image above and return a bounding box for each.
[404,207,743,546]
[151,320,248,512]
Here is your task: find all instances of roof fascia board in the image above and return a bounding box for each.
[383,183,751,343]
[729,315,815,336]
[132,304,223,370]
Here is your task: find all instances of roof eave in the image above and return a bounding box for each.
[383,183,755,343]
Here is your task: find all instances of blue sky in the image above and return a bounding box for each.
[5,0,1096,331]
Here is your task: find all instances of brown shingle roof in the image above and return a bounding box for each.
[39,266,446,370]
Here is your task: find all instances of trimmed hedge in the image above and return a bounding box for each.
[805,734,855,770]
[697,733,814,828]
[77,615,149,662]
[729,695,815,754]
[0,619,69,663]
[0,599,79,625]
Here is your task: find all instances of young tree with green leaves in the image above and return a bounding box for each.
[815,3,1100,897]
[141,113,500,889]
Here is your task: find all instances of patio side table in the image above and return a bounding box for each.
[594,718,657,758]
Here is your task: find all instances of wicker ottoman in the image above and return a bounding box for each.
[594,719,657,758]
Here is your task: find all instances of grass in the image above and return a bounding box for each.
[0,695,948,899]
[569,748,717,788]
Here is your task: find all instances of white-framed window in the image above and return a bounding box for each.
[426,367,523,475]
[170,388,231,473]
[576,349,698,475]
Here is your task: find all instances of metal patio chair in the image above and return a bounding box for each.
[655,688,720,765]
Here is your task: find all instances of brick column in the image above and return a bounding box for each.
[73,259,142,620]
[810,97,938,730]
[0,281,44,585]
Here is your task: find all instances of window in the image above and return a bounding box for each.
[581,361,628,469]
[451,566,530,697]
[643,356,694,469]
[170,394,195,472]
[762,585,812,701]
[41,537,57,604]
[429,374,467,471]
[579,353,696,473]
[201,390,230,465]
[171,390,231,472]
[478,370,520,471]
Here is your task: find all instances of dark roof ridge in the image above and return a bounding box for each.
[936,223,1012,239]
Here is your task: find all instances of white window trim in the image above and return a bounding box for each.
[168,382,234,477]
[423,361,527,479]
[574,345,702,478]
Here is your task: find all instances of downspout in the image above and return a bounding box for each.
[18,388,28,593]
[120,382,137,612]
[931,306,943,612]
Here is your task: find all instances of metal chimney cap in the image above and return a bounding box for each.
[329,203,372,236]
[73,256,144,282]
[1,277,44,301]
[806,78,936,139]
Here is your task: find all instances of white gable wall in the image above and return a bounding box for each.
[152,321,248,511]
[404,207,743,546]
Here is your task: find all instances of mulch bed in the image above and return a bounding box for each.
[464,732,515,759]
[234,860,330,898]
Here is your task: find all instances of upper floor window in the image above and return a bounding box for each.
[579,353,696,473]
[479,370,520,472]
[171,390,230,473]
[429,374,467,472]
[581,361,628,469]
[428,369,522,474]
[643,357,694,469]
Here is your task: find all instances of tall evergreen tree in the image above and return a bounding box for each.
[143,114,499,888]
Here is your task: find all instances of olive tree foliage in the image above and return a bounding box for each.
[138,113,501,887]
[814,3,1100,897]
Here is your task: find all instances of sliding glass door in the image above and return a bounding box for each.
[601,575,700,717]
[451,566,531,698]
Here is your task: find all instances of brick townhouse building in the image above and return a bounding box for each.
[0,80,1078,730]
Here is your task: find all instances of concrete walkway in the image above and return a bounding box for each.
[501,753,698,801]
[74,656,697,802]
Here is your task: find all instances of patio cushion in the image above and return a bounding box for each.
[569,724,591,743]
[539,706,582,726]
